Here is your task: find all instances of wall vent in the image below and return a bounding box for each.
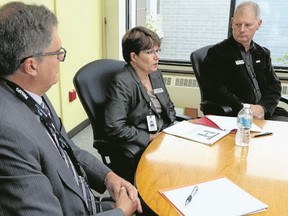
[163,75,199,88]
[281,84,288,95]
[175,77,198,88]
[163,74,202,116]
[163,76,172,86]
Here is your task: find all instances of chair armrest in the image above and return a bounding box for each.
[94,140,142,159]
[280,96,288,104]
[201,100,233,116]
[118,143,142,159]
[94,140,142,184]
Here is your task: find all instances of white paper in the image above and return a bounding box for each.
[161,177,268,216]
[206,115,262,132]
[163,121,229,145]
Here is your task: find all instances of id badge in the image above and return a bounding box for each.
[146,115,158,132]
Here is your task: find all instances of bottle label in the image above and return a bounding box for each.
[240,117,252,129]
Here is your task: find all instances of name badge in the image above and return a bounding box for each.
[256,60,261,63]
[235,60,244,65]
[153,88,164,94]
[146,115,158,132]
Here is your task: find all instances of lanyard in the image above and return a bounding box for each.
[148,101,153,116]
[2,78,84,177]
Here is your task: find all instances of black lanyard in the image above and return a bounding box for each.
[2,78,84,177]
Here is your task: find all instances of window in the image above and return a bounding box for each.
[129,0,288,68]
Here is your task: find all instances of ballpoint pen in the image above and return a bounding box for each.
[253,132,273,138]
[185,186,198,206]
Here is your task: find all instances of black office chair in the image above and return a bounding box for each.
[190,45,233,116]
[73,59,142,183]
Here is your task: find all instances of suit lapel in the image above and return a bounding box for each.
[128,66,168,115]
[40,96,85,199]
[150,71,168,114]
[227,40,249,78]
[128,66,153,108]
[0,83,86,204]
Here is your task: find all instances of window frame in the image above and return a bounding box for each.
[126,0,288,75]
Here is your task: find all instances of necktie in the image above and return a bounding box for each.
[40,102,100,214]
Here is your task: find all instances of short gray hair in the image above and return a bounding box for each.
[0,2,58,77]
[234,1,261,20]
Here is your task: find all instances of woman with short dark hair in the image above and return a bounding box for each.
[104,26,176,150]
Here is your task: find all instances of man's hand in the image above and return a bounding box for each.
[114,187,140,216]
[250,104,265,119]
[105,171,142,215]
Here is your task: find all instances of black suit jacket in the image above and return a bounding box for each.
[104,64,176,149]
[202,36,281,117]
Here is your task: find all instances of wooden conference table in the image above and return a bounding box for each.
[135,120,288,215]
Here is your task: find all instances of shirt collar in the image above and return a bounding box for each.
[237,40,256,53]
[25,89,42,105]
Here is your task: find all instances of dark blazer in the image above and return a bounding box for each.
[0,81,123,216]
[104,65,176,149]
[202,36,282,117]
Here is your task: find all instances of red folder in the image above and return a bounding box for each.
[194,115,237,133]
[193,115,221,129]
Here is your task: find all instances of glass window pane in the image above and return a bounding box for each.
[132,0,288,68]
[136,0,231,61]
[161,0,231,61]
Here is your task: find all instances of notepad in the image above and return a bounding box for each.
[159,177,268,216]
[163,121,229,145]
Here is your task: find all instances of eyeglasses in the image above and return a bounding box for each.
[233,23,255,30]
[142,48,161,56]
[20,47,67,64]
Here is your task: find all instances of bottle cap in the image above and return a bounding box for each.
[243,103,250,108]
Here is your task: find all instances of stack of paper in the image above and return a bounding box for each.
[163,121,229,145]
[159,177,268,216]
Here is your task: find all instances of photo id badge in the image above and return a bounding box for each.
[146,115,158,132]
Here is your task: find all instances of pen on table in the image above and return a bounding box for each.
[252,132,273,138]
[185,186,198,206]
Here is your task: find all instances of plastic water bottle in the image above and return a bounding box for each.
[235,104,253,147]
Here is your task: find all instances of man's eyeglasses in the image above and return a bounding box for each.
[233,23,255,30]
[20,47,67,64]
[142,49,161,56]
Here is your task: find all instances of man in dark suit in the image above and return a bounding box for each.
[202,1,288,121]
[0,2,142,215]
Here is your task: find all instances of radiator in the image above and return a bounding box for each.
[280,82,288,110]
[281,83,288,96]
[163,73,288,116]
[163,73,202,116]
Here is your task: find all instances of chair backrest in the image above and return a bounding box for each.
[73,59,126,141]
[190,45,212,102]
